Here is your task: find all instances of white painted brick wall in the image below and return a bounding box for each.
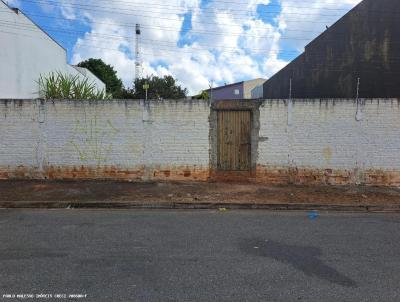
[1,98,400,182]
[258,99,400,171]
[0,100,40,167]
[0,100,210,174]
[258,100,290,166]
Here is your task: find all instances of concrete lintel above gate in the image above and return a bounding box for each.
[211,99,263,111]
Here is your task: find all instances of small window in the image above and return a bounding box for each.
[234,89,240,95]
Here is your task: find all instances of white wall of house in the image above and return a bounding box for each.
[244,78,266,99]
[72,66,106,92]
[0,2,105,99]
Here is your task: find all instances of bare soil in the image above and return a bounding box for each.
[0,180,400,206]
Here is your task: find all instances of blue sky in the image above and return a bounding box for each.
[6,0,361,93]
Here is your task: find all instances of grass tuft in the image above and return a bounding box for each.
[38,72,111,100]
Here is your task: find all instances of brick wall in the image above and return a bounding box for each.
[0,99,211,181]
[257,99,400,185]
[1,98,399,186]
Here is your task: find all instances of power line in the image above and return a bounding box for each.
[0,18,317,41]
[3,28,400,82]
[2,19,400,63]
[5,8,400,45]
[23,0,357,13]
[3,2,400,66]
[0,9,324,35]
[19,0,398,19]
[0,23,295,56]
[15,0,360,24]
[18,0,350,18]
[71,0,356,10]
[2,27,400,66]
[0,8,327,35]
[0,9,329,42]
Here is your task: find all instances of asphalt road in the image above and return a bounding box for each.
[0,210,399,302]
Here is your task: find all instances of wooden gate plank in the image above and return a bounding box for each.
[217,110,251,171]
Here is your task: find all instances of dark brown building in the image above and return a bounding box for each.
[263,0,400,99]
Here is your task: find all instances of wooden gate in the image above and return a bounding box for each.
[217,110,251,171]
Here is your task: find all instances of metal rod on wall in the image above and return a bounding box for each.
[355,77,363,121]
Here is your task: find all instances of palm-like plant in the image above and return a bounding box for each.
[38,72,111,100]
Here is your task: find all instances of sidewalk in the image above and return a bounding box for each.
[1,180,400,212]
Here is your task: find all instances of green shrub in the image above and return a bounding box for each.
[193,90,209,100]
[38,72,111,100]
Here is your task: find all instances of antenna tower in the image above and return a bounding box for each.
[135,24,142,80]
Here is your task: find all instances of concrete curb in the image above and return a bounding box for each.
[1,201,400,212]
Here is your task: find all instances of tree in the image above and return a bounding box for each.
[192,90,209,100]
[133,75,188,99]
[77,58,124,98]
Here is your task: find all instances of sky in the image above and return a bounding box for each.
[5,0,362,94]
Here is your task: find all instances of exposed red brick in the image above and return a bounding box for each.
[1,165,400,186]
[255,165,400,186]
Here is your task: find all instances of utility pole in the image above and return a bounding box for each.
[135,24,142,81]
[289,78,292,100]
[209,81,213,101]
[143,82,149,101]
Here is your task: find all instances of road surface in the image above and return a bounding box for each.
[0,209,399,301]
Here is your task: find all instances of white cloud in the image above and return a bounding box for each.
[6,0,20,6]
[277,0,363,51]
[53,0,364,94]
[59,0,76,20]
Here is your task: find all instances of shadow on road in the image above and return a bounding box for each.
[240,239,358,288]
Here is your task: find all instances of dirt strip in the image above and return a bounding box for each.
[0,180,400,210]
